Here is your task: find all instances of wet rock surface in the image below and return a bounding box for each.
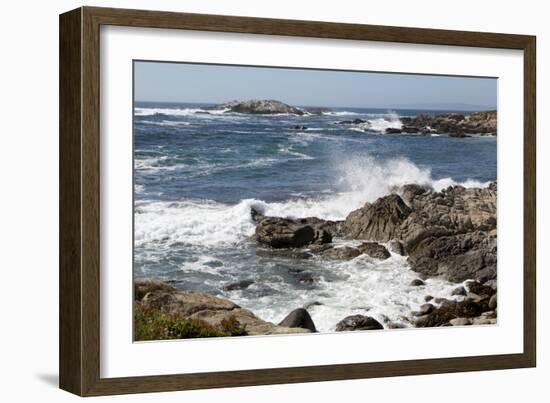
[335,315,384,331]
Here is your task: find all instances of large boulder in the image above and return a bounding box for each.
[343,194,412,241]
[255,217,316,248]
[278,308,317,332]
[357,242,391,260]
[335,315,384,331]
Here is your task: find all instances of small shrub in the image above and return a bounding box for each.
[220,315,248,336]
[134,304,248,341]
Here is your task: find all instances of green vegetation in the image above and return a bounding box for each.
[134,304,247,341]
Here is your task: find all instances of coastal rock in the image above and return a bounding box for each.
[278,308,317,332]
[410,279,425,287]
[388,239,406,255]
[222,280,254,291]
[337,118,367,124]
[399,110,497,136]
[255,217,316,248]
[449,317,472,326]
[357,242,391,260]
[407,232,497,283]
[465,280,496,297]
[135,279,310,336]
[218,99,304,115]
[413,303,435,316]
[134,278,177,301]
[451,286,467,296]
[343,194,412,241]
[141,289,238,317]
[320,246,362,260]
[253,210,341,249]
[414,299,483,327]
[335,315,384,331]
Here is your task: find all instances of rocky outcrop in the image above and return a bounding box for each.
[134,278,311,336]
[388,110,497,136]
[342,182,497,282]
[335,315,384,331]
[217,99,305,115]
[343,194,412,241]
[415,282,497,327]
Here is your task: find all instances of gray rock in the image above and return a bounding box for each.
[387,322,408,329]
[320,246,362,260]
[471,317,497,325]
[449,317,472,326]
[357,242,391,260]
[399,111,497,136]
[451,286,467,296]
[222,280,254,291]
[279,308,317,332]
[407,232,497,283]
[413,303,434,316]
[410,279,425,287]
[414,299,483,327]
[343,194,412,241]
[484,279,498,290]
[217,99,304,115]
[335,315,384,331]
[388,239,406,255]
[465,280,496,297]
[255,217,316,248]
[424,295,434,302]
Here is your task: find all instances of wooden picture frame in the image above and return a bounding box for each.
[59,6,536,396]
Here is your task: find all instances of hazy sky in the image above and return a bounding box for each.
[134,61,497,110]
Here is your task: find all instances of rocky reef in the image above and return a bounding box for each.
[339,110,497,137]
[216,99,305,115]
[250,181,498,330]
[136,182,497,338]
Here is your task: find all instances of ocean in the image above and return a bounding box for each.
[133,101,497,331]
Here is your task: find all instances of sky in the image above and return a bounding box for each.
[134,61,497,111]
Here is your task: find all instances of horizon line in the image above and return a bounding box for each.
[133,99,497,112]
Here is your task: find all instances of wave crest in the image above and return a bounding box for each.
[135,156,490,249]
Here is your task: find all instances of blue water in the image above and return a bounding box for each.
[133,102,497,331]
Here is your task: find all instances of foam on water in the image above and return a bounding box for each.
[227,250,464,331]
[135,156,489,248]
[134,107,229,116]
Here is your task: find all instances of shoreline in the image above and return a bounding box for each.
[135,181,498,339]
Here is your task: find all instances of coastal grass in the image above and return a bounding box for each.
[134,304,247,340]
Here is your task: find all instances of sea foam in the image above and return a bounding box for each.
[134,156,489,249]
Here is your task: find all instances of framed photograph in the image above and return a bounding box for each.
[59,6,536,396]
